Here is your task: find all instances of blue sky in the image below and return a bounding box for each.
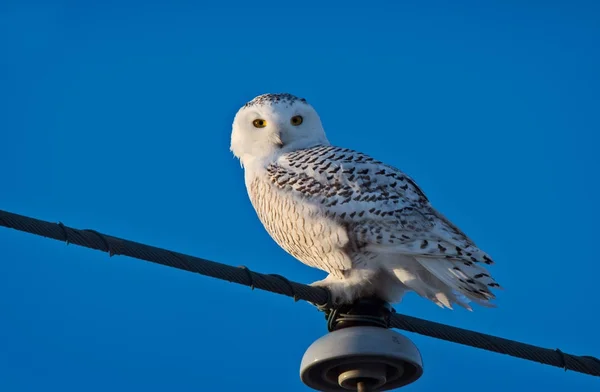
[1,1,599,390]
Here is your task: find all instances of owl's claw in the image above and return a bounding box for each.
[309,278,357,307]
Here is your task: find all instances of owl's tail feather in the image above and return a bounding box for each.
[414,256,501,308]
[392,263,473,310]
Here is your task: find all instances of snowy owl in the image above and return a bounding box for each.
[230,93,501,310]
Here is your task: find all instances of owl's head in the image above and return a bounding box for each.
[230,93,330,166]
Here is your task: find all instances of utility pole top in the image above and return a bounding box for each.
[300,299,423,391]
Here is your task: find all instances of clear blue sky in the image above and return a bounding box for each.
[1,1,599,391]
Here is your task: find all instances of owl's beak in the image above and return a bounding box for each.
[270,128,284,148]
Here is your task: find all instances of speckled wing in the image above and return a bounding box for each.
[267,145,495,266]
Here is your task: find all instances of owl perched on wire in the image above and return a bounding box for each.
[230,93,501,310]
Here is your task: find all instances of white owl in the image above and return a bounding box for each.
[230,93,501,310]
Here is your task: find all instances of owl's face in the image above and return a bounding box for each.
[230,93,329,166]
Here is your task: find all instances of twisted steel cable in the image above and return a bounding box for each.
[1,209,599,377]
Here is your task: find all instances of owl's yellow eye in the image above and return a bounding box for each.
[290,115,303,126]
[253,119,267,128]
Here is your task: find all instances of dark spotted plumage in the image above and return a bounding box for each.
[256,145,502,304]
[244,93,307,108]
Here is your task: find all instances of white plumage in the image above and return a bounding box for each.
[230,93,501,310]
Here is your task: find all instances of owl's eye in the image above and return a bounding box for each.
[253,119,267,128]
[290,115,303,126]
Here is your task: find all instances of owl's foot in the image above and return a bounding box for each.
[309,276,358,307]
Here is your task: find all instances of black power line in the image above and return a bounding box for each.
[1,209,599,377]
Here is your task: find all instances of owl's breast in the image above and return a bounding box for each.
[247,175,351,273]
